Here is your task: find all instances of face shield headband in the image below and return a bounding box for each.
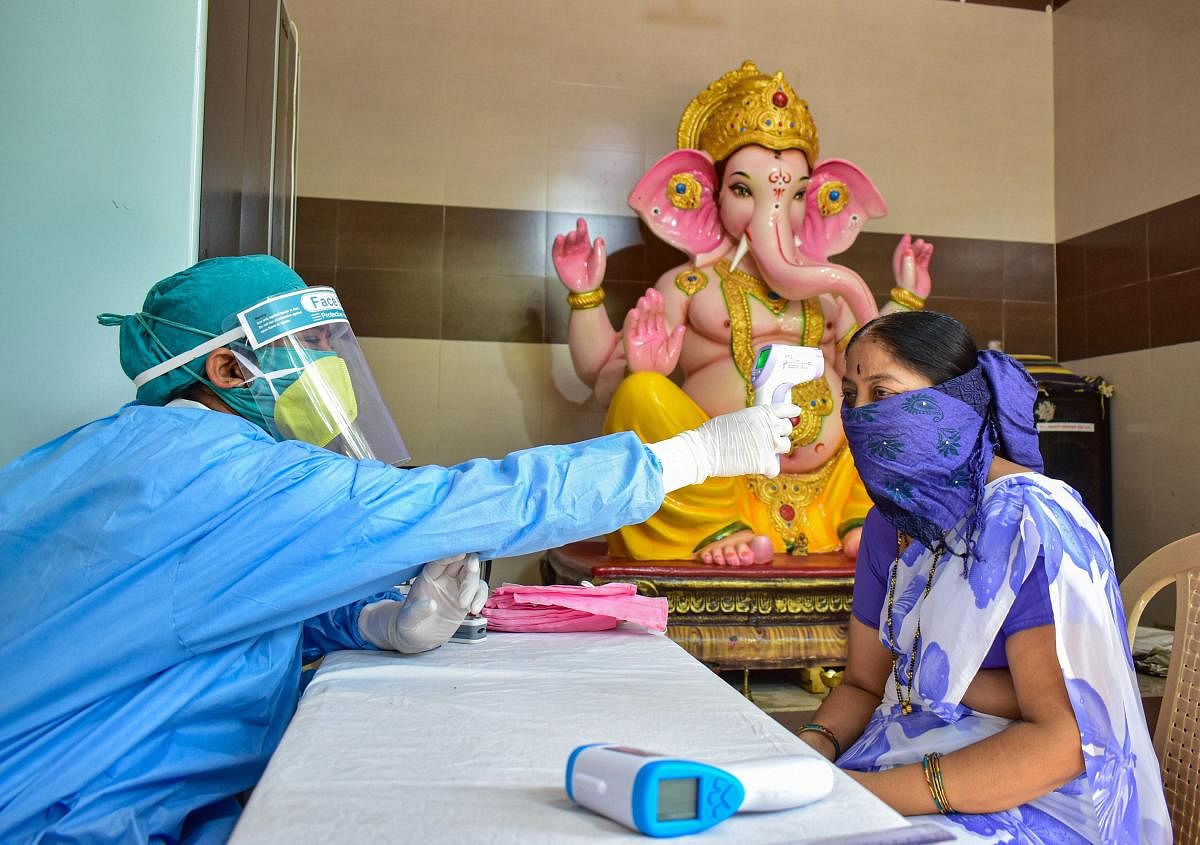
[131,287,409,465]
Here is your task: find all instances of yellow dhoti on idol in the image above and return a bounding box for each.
[604,372,871,559]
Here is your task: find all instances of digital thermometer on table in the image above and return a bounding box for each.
[566,743,834,838]
[750,343,825,405]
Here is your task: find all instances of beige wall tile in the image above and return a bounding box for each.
[338,135,447,205]
[438,339,547,414]
[487,551,545,587]
[288,0,1056,242]
[544,343,605,412]
[436,404,542,465]
[1147,343,1200,551]
[447,74,549,149]
[337,64,448,145]
[443,0,556,82]
[296,59,343,198]
[1055,0,1200,239]
[547,82,644,153]
[548,146,646,217]
[1065,342,1200,609]
[442,139,548,212]
[359,337,442,464]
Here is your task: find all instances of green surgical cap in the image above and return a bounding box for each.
[98,255,308,406]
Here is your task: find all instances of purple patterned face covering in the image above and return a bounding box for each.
[841,350,1044,550]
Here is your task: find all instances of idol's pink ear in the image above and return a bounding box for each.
[628,149,723,261]
[800,159,888,262]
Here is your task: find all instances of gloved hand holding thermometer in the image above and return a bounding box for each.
[358,553,488,654]
[644,344,823,493]
[566,743,835,837]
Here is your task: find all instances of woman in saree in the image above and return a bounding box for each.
[797,311,1169,843]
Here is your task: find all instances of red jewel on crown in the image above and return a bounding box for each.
[772,90,788,108]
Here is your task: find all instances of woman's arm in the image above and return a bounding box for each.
[799,617,892,760]
[846,624,1084,814]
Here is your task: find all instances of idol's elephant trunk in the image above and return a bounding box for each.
[741,206,879,326]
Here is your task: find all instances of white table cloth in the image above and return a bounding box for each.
[231,627,911,843]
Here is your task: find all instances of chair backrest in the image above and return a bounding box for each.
[1120,532,1200,844]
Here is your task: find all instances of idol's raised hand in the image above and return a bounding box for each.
[552,217,606,294]
[622,288,685,376]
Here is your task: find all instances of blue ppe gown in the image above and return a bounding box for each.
[0,403,664,843]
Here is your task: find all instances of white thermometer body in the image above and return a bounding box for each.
[750,343,826,405]
[566,743,834,837]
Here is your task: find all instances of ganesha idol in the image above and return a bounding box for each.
[552,61,934,566]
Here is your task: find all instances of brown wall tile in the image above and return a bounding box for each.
[337,200,443,271]
[335,267,442,339]
[1148,194,1200,279]
[295,198,337,267]
[838,233,897,297]
[922,236,1005,299]
[296,196,1053,354]
[924,295,1004,348]
[547,212,647,282]
[1003,300,1056,355]
[442,273,544,344]
[642,221,688,282]
[1149,267,1200,348]
[1082,214,1147,293]
[1085,282,1148,357]
[1057,295,1087,361]
[294,264,335,287]
[1055,236,1086,301]
[1002,242,1054,302]
[445,207,546,277]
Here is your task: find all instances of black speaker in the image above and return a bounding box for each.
[1015,356,1114,543]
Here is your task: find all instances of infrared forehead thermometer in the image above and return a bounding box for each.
[751,343,825,405]
[566,743,834,838]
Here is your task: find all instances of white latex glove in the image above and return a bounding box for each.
[358,553,489,654]
[647,403,800,493]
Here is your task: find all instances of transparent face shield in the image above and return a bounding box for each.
[226,287,409,465]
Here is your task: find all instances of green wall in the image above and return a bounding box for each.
[0,1,207,464]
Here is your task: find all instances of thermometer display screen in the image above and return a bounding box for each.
[656,777,699,821]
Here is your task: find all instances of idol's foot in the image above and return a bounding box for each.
[695,531,774,566]
[841,526,863,560]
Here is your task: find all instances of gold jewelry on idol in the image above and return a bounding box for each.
[677,61,819,167]
[836,323,860,353]
[567,288,606,311]
[885,531,945,715]
[889,286,927,311]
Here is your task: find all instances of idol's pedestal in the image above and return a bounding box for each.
[541,542,854,686]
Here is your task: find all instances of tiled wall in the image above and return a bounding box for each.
[1054,0,1200,241]
[296,197,1056,353]
[1057,193,1200,359]
[1053,0,1200,617]
[288,0,1055,242]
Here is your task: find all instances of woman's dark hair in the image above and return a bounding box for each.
[846,310,978,385]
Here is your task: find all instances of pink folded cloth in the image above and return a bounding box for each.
[481,583,668,633]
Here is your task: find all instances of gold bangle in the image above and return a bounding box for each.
[889,287,926,311]
[798,723,842,759]
[692,521,753,554]
[567,288,606,310]
[923,752,957,814]
[836,322,860,352]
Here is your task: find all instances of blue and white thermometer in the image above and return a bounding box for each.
[566,743,834,838]
[750,343,825,405]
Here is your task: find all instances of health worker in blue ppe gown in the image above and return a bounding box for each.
[0,255,800,844]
